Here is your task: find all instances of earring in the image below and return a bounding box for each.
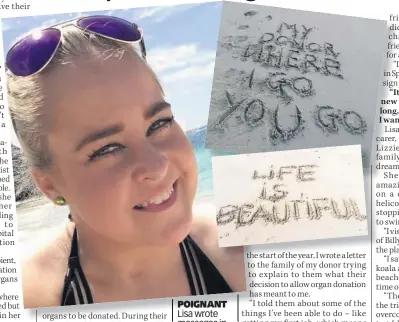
[55,196,66,206]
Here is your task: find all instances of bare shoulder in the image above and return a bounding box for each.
[190,216,247,292]
[21,224,73,308]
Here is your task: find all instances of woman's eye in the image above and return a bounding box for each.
[88,143,125,161]
[147,116,174,136]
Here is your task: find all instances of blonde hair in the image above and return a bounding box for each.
[8,25,163,198]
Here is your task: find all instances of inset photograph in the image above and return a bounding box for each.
[205,1,386,167]
[212,145,368,247]
[3,2,247,308]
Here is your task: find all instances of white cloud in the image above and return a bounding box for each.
[133,3,200,23]
[147,43,216,84]
[68,12,83,19]
[162,61,215,83]
[41,18,62,28]
[42,13,83,28]
[1,20,13,32]
[174,116,187,132]
[134,7,165,20]
[147,43,215,73]
[104,10,115,16]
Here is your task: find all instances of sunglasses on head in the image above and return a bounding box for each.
[6,15,146,77]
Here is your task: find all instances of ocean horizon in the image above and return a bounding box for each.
[186,125,233,198]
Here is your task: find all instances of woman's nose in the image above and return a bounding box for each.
[131,146,169,183]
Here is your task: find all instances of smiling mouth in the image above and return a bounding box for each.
[133,181,178,212]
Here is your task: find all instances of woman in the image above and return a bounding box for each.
[6,15,246,307]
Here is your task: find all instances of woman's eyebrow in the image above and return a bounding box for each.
[75,124,124,152]
[144,101,171,119]
[74,102,170,152]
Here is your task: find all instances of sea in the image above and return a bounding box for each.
[186,126,233,198]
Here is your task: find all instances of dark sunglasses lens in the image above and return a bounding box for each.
[6,28,61,77]
[77,16,141,42]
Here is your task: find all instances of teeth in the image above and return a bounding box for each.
[135,186,173,209]
[152,195,164,205]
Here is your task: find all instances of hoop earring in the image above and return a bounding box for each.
[55,196,66,206]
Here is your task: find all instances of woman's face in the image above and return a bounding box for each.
[41,53,197,245]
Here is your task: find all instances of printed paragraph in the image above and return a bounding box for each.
[39,311,167,321]
[374,13,399,320]
[0,0,30,10]
[0,78,21,320]
[242,251,368,322]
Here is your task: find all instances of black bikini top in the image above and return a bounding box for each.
[61,228,233,305]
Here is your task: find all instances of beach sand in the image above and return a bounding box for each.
[205,2,386,168]
[16,195,217,261]
[212,145,369,247]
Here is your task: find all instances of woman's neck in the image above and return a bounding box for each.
[68,222,184,283]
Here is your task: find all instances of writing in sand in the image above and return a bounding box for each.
[216,164,366,228]
[206,2,386,170]
[212,145,368,246]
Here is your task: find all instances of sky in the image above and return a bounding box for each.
[2,2,222,143]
